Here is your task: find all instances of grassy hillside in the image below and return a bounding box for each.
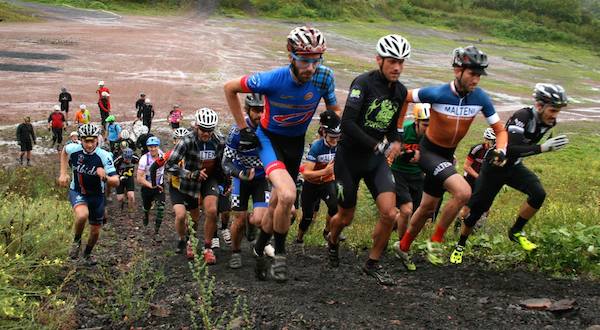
[0,1,40,22]
[24,0,196,15]
[218,0,600,49]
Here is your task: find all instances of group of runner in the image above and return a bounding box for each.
[58,26,570,285]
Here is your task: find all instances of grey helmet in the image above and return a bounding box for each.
[533,83,568,107]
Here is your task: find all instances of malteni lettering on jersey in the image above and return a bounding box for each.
[316,153,335,163]
[438,105,482,117]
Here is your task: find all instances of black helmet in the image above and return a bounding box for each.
[533,83,568,108]
[320,110,341,136]
[452,45,488,75]
[245,93,264,109]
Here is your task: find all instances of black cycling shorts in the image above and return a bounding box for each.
[258,127,305,180]
[392,170,424,209]
[141,187,165,211]
[116,176,135,194]
[419,136,458,198]
[301,181,338,220]
[465,162,545,227]
[334,146,395,209]
[218,192,231,213]
[231,177,270,212]
[169,184,199,211]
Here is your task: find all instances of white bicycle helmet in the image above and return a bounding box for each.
[483,127,496,140]
[120,130,130,140]
[98,80,105,86]
[134,125,149,136]
[287,26,326,55]
[194,108,219,130]
[53,105,61,111]
[145,98,151,104]
[377,34,411,60]
[78,123,101,138]
[173,127,191,139]
[79,104,87,110]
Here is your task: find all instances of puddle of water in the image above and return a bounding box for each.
[0,63,61,72]
[0,51,69,60]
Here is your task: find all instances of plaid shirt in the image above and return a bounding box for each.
[165,132,224,198]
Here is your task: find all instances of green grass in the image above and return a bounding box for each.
[291,120,600,279]
[0,167,75,328]
[26,0,195,15]
[0,1,41,22]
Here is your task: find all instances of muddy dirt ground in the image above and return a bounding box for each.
[64,165,600,329]
[3,3,600,329]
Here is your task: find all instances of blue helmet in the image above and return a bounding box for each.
[146,136,160,146]
[122,148,134,160]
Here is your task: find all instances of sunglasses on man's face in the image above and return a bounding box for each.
[291,53,323,69]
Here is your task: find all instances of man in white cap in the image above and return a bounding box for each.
[48,105,66,150]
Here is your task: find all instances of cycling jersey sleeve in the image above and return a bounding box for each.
[240,70,276,94]
[342,77,379,150]
[466,144,481,162]
[312,66,337,106]
[479,91,500,125]
[305,142,319,163]
[64,142,82,156]
[150,150,169,186]
[412,86,438,104]
[222,145,242,178]
[505,109,542,158]
[97,149,117,176]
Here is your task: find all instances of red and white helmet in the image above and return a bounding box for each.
[287,26,326,55]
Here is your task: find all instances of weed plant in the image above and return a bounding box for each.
[0,167,75,328]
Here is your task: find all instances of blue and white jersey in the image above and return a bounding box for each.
[304,138,336,184]
[65,143,117,195]
[225,118,265,179]
[241,65,337,136]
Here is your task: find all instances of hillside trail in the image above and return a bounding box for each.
[61,177,600,329]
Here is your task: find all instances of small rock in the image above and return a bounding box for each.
[325,300,336,305]
[149,303,171,317]
[389,319,402,325]
[478,297,490,304]
[229,316,243,329]
[519,298,552,310]
[548,299,576,313]
[586,326,600,330]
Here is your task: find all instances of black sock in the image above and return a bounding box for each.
[458,235,469,247]
[323,229,329,237]
[365,258,378,268]
[73,234,82,244]
[511,216,529,234]
[254,230,272,256]
[83,245,93,256]
[273,231,287,255]
[213,230,218,239]
[221,221,228,230]
[233,249,241,253]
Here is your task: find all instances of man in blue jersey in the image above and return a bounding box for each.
[59,123,119,266]
[224,26,341,282]
[222,94,274,271]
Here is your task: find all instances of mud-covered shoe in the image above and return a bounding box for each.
[392,241,416,271]
[211,237,220,249]
[254,248,268,281]
[327,243,340,268]
[362,263,395,286]
[263,244,275,258]
[176,240,186,254]
[270,255,288,283]
[449,244,465,264]
[509,230,538,251]
[426,240,444,265]
[82,254,97,266]
[221,229,232,246]
[229,252,242,269]
[69,242,81,260]
[185,241,195,260]
[203,248,217,265]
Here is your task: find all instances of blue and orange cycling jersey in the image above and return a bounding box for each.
[65,143,117,195]
[304,138,336,184]
[240,65,337,136]
[411,82,500,148]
